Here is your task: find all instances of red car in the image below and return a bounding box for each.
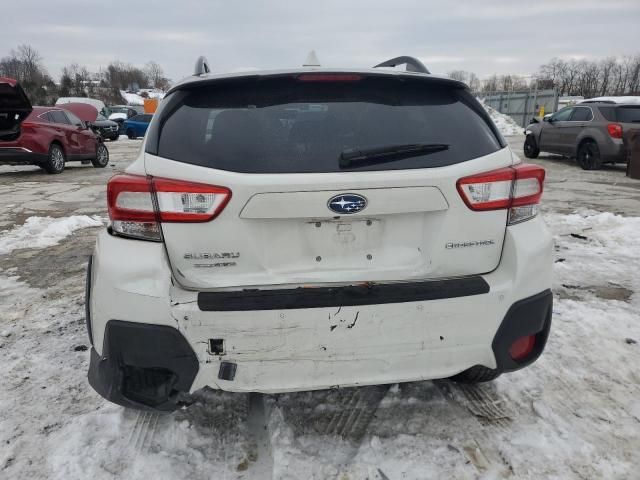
[0,77,109,174]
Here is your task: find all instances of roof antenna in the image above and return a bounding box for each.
[303,50,321,67]
[194,56,210,76]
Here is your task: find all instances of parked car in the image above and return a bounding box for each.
[86,56,552,411]
[524,102,640,169]
[0,78,109,173]
[56,97,107,116]
[123,113,152,139]
[106,105,143,133]
[91,113,120,141]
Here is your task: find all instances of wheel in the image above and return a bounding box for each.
[44,144,65,174]
[92,143,109,168]
[577,140,602,170]
[126,129,136,140]
[523,135,540,159]
[449,365,501,384]
[110,135,119,142]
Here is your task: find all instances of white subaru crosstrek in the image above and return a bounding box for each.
[86,56,553,411]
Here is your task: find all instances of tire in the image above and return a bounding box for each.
[523,135,540,159]
[110,135,119,142]
[44,143,65,174]
[92,143,109,168]
[126,129,136,140]
[577,140,602,170]
[449,365,501,384]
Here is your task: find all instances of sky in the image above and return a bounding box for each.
[3,0,640,83]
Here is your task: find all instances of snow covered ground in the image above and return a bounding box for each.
[119,89,165,106]
[0,140,639,479]
[0,215,102,255]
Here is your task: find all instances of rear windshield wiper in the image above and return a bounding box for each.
[339,143,450,169]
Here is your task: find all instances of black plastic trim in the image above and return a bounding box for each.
[492,289,553,372]
[88,320,199,411]
[0,150,48,164]
[374,55,430,74]
[84,255,93,346]
[198,276,490,312]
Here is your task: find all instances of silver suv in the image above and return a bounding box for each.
[524,102,640,169]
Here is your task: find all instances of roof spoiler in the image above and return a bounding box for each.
[194,56,210,76]
[373,56,430,74]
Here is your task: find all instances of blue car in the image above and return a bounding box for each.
[123,114,152,139]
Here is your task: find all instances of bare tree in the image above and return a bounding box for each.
[0,44,56,104]
[144,61,169,90]
[538,55,640,97]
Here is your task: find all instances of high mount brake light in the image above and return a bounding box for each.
[107,174,231,241]
[457,164,545,225]
[296,74,363,82]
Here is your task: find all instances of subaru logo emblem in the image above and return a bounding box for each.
[327,194,367,214]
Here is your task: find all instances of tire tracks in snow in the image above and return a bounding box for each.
[243,393,274,479]
[435,380,516,477]
[127,410,161,453]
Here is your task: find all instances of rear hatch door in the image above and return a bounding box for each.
[0,77,32,141]
[144,73,511,290]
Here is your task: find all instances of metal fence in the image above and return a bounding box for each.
[480,88,560,127]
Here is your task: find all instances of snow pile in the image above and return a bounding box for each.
[580,96,640,105]
[0,215,103,255]
[119,89,165,106]
[547,210,640,294]
[478,99,523,136]
[108,112,127,121]
[119,90,144,106]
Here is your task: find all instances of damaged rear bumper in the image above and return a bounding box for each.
[86,216,553,411]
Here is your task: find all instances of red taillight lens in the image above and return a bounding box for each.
[457,164,545,224]
[509,335,536,361]
[107,174,231,241]
[607,123,623,139]
[107,174,156,222]
[296,74,362,82]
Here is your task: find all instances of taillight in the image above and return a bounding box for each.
[607,123,623,139]
[107,174,231,241]
[457,164,545,225]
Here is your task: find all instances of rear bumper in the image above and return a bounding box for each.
[599,138,627,163]
[87,216,553,410]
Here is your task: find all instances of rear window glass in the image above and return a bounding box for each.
[598,106,617,121]
[154,76,502,173]
[570,107,592,121]
[49,110,70,125]
[616,107,640,123]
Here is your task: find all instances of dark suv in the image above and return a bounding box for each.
[524,102,640,169]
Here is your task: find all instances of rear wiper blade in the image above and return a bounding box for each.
[339,143,449,169]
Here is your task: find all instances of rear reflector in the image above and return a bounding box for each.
[457,163,545,225]
[107,174,231,241]
[509,335,536,361]
[607,123,623,139]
